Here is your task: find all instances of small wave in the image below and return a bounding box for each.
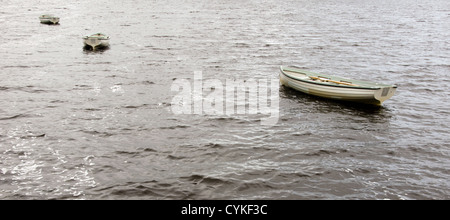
[149,35,178,38]
[0,86,53,93]
[274,170,320,180]
[2,65,44,69]
[109,186,164,198]
[72,85,93,91]
[237,182,275,192]
[141,81,155,85]
[355,168,371,174]
[81,130,115,137]
[311,149,338,156]
[20,134,46,139]
[116,147,158,157]
[159,125,190,130]
[235,42,251,48]
[167,154,187,160]
[20,87,53,93]
[3,150,27,156]
[204,143,225,149]
[95,181,165,198]
[305,149,347,157]
[137,147,158,153]
[84,108,103,112]
[292,131,313,136]
[96,180,157,191]
[2,193,37,200]
[0,114,29,121]
[212,117,234,121]
[207,116,248,123]
[81,117,103,121]
[122,104,149,109]
[115,150,140,157]
[93,165,122,174]
[181,174,231,185]
[49,99,66,104]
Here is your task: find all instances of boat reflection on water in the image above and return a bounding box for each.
[279,85,395,123]
[82,45,110,53]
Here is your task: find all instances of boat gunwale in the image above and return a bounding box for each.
[83,33,110,40]
[83,37,110,40]
[39,15,59,19]
[280,66,397,90]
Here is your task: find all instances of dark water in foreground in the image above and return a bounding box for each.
[0,0,449,199]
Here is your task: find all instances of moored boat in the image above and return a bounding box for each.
[83,33,110,50]
[280,66,397,105]
[39,14,60,25]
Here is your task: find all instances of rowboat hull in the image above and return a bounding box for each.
[83,38,110,49]
[280,66,397,105]
[83,33,110,50]
[39,15,59,24]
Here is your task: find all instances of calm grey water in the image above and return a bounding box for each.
[1,0,449,199]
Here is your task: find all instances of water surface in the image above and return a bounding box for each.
[0,0,449,199]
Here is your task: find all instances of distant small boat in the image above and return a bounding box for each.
[280,66,397,105]
[39,14,60,25]
[83,33,110,50]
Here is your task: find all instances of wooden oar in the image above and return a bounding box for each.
[282,68,360,87]
[309,76,359,87]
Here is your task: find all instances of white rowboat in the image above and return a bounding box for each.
[280,66,397,105]
[39,14,60,25]
[83,33,110,50]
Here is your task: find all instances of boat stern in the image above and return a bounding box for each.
[84,37,102,49]
[50,17,60,24]
[374,86,397,104]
